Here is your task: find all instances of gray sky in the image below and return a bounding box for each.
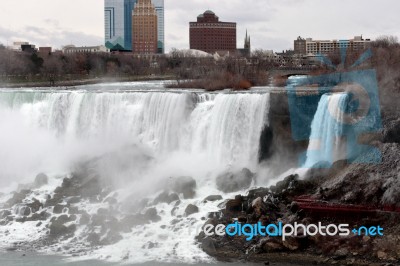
[0,0,399,52]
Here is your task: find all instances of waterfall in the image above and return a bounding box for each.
[304,93,348,168]
[0,88,271,263]
[0,90,270,184]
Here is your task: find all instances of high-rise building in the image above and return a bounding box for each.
[105,0,164,53]
[132,0,158,54]
[189,10,236,54]
[123,0,137,50]
[105,0,137,51]
[152,0,164,54]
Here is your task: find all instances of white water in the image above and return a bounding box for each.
[304,93,348,168]
[0,87,270,263]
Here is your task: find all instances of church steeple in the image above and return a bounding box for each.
[244,29,251,50]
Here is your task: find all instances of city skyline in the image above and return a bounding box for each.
[0,0,399,52]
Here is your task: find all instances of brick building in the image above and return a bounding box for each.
[132,0,158,54]
[189,10,236,54]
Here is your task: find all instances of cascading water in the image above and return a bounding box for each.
[303,93,349,168]
[0,87,270,263]
[0,91,269,173]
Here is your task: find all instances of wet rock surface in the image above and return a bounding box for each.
[185,204,199,216]
[168,176,197,199]
[203,195,223,202]
[216,168,255,193]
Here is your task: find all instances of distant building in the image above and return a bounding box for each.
[295,36,371,55]
[132,0,158,54]
[62,45,109,54]
[105,0,164,53]
[189,10,236,54]
[21,44,36,53]
[38,47,52,56]
[11,41,29,51]
[294,36,306,54]
[238,30,251,57]
[152,0,164,53]
[105,0,137,51]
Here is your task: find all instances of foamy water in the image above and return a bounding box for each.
[0,83,270,264]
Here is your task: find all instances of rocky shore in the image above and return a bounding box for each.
[196,118,400,266]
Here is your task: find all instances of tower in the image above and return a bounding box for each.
[132,0,158,54]
[105,0,137,51]
[151,0,164,54]
[244,30,251,50]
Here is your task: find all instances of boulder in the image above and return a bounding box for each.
[22,206,31,216]
[185,204,199,216]
[247,187,270,200]
[49,215,76,237]
[225,195,243,213]
[119,210,161,231]
[49,223,76,237]
[27,210,50,221]
[27,199,43,213]
[34,173,48,188]
[200,237,217,254]
[143,208,161,222]
[53,204,68,214]
[282,236,301,251]
[0,210,12,219]
[169,176,197,199]
[6,190,31,208]
[203,195,223,202]
[270,174,299,194]
[251,197,267,217]
[216,168,254,193]
[153,191,180,204]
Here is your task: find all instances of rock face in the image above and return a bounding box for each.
[383,119,400,143]
[169,176,197,199]
[216,168,254,193]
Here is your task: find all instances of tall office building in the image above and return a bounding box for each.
[105,0,137,51]
[123,0,137,50]
[132,0,158,54]
[190,10,236,54]
[105,0,164,53]
[152,0,165,54]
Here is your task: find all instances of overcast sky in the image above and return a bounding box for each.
[0,0,399,52]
